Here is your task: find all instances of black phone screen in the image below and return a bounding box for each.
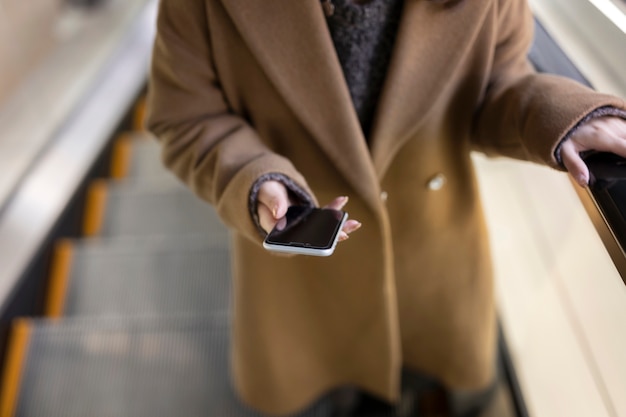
[265,206,346,249]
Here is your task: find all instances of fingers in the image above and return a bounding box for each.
[257,187,363,242]
[324,196,354,242]
[257,202,278,234]
[338,219,362,242]
[560,139,590,187]
[570,117,626,157]
[323,196,361,241]
[258,181,290,218]
[563,117,626,187]
[324,196,362,242]
[323,197,362,242]
[324,196,349,211]
[257,181,291,233]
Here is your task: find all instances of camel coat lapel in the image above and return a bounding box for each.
[369,0,491,177]
[220,0,382,209]
[221,0,492,185]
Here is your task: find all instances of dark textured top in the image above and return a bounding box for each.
[326,0,404,139]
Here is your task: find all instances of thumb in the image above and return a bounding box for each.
[560,140,590,187]
[257,180,290,220]
[257,181,291,234]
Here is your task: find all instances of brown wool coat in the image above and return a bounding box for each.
[147,0,626,415]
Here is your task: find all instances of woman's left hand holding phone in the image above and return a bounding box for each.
[256,180,362,241]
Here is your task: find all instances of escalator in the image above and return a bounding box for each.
[0,121,289,416]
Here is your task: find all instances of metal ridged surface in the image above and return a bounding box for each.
[64,235,231,317]
[16,317,334,417]
[100,183,227,238]
[126,138,176,183]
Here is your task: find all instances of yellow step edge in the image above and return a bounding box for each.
[0,320,32,417]
[110,134,133,180]
[133,96,147,132]
[45,240,74,318]
[83,180,109,237]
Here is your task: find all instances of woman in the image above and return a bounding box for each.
[147,0,626,415]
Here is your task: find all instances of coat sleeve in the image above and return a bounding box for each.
[471,0,626,169]
[146,0,315,242]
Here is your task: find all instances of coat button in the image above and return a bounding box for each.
[380,191,388,202]
[427,173,446,191]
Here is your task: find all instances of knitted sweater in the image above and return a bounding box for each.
[325,0,404,139]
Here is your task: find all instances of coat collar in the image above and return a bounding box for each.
[220,0,490,198]
[220,0,382,209]
[368,0,490,177]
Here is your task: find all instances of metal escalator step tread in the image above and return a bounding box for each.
[72,233,229,252]
[111,133,179,185]
[126,139,168,180]
[86,181,227,238]
[10,317,332,417]
[46,236,231,318]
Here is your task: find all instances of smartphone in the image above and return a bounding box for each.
[585,152,626,249]
[263,206,348,256]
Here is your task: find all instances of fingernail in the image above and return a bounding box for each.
[578,174,588,186]
[346,221,362,233]
[338,232,349,242]
[272,206,278,218]
[276,216,287,231]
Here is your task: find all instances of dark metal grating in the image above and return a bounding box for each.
[125,138,180,185]
[15,317,336,417]
[99,183,228,238]
[64,235,231,317]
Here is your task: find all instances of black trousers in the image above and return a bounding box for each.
[327,366,498,417]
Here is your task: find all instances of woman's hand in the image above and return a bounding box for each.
[257,180,362,241]
[561,116,626,186]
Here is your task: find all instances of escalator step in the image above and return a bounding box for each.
[0,317,335,417]
[111,133,178,185]
[83,181,228,238]
[0,317,515,417]
[45,235,231,318]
